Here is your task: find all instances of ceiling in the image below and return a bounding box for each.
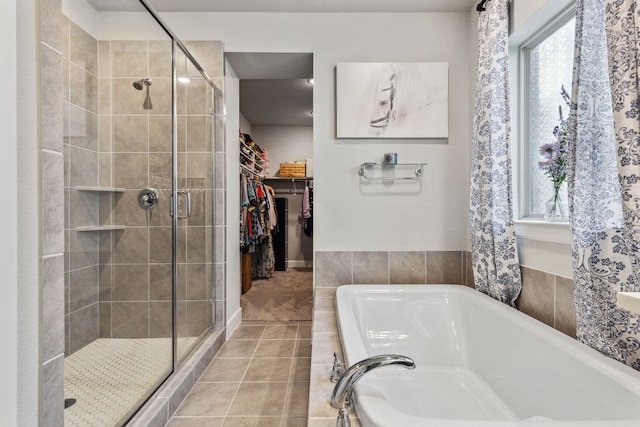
[239,79,313,127]
[226,53,313,127]
[88,0,478,13]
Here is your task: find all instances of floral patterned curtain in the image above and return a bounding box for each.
[568,0,640,368]
[470,0,522,306]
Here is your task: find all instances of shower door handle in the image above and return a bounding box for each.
[174,191,192,219]
[183,191,192,218]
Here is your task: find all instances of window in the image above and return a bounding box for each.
[520,13,575,218]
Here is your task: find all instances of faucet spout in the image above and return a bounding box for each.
[330,354,415,409]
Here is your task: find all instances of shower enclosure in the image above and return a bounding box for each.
[62,1,221,424]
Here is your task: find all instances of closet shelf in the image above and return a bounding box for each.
[75,225,127,232]
[358,162,426,181]
[239,133,267,178]
[76,186,126,193]
[264,177,312,181]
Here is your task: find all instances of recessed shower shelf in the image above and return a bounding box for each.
[76,186,126,193]
[75,225,127,232]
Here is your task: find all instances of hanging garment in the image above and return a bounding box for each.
[469,0,522,306]
[247,179,258,206]
[266,185,278,230]
[304,186,313,237]
[298,184,311,235]
[238,175,278,279]
[252,236,275,279]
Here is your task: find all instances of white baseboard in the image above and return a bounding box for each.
[287,260,313,269]
[226,307,242,340]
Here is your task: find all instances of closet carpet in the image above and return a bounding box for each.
[241,268,313,321]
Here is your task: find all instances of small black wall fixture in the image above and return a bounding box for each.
[477,0,490,12]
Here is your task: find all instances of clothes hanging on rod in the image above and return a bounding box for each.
[298,183,313,237]
[240,170,278,279]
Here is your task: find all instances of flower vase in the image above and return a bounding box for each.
[544,189,568,222]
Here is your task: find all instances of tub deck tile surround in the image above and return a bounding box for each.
[389,251,427,284]
[517,266,555,327]
[353,251,389,284]
[310,251,576,426]
[554,275,577,338]
[517,266,576,338]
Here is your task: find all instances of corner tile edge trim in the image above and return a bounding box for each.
[127,328,225,426]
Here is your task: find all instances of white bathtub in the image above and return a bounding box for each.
[335,285,640,426]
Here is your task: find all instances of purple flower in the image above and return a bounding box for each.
[538,88,569,191]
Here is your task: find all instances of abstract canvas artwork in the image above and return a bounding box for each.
[336,62,449,138]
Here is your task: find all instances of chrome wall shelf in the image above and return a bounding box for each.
[358,162,425,181]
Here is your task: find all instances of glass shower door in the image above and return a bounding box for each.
[63,1,175,425]
[174,45,215,363]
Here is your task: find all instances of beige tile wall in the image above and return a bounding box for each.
[63,18,101,354]
[517,266,576,338]
[62,27,225,353]
[40,0,65,424]
[96,40,219,347]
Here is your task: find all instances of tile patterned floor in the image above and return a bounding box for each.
[167,321,311,427]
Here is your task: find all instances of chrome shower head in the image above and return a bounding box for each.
[133,78,152,90]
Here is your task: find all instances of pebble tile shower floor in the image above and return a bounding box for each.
[64,337,197,426]
[167,321,311,427]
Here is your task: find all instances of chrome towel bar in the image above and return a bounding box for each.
[358,162,425,181]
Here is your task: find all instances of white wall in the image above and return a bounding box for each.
[225,60,242,335]
[510,0,574,44]
[16,0,40,424]
[510,0,548,34]
[2,0,19,423]
[239,112,253,135]
[161,12,472,252]
[61,0,98,37]
[251,126,313,177]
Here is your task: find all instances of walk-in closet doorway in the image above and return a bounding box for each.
[227,53,314,322]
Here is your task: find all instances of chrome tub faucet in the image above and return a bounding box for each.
[330,352,343,383]
[330,354,416,427]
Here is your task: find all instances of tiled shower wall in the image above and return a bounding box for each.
[96,37,177,341]
[62,17,226,354]
[40,0,65,423]
[63,18,101,354]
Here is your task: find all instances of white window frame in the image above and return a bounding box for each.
[516,6,575,220]
[507,0,576,278]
